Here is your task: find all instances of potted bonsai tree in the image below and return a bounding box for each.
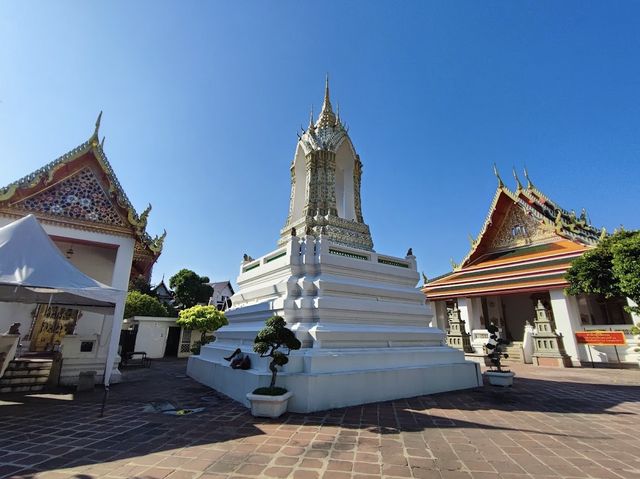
[246,315,301,417]
[484,323,515,387]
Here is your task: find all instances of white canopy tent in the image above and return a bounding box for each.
[0,214,126,386]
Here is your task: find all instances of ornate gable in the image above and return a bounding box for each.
[0,113,166,280]
[11,167,126,227]
[488,199,556,251]
[456,167,602,270]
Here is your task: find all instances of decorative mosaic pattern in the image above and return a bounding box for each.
[490,202,555,251]
[14,168,124,226]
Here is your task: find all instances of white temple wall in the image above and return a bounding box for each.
[54,241,117,285]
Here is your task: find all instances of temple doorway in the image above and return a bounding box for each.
[164,326,181,357]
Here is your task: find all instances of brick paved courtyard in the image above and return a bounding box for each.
[0,359,639,479]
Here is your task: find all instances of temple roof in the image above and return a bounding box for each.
[423,166,603,300]
[0,113,165,277]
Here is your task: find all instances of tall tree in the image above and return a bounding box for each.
[124,291,169,318]
[169,269,214,309]
[129,275,152,296]
[566,230,640,315]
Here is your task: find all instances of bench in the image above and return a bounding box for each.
[120,351,151,368]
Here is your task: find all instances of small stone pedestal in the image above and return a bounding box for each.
[532,300,572,368]
[446,307,474,353]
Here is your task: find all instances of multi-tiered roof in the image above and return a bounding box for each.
[423,167,603,300]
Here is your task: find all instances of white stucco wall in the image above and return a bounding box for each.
[133,317,176,359]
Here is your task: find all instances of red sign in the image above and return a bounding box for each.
[575,331,626,346]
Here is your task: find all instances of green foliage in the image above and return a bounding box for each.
[177,305,228,346]
[566,230,640,314]
[252,387,288,396]
[128,275,152,296]
[611,233,640,311]
[253,315,301,390]
[124,291,168,318]
[169,269,214,309]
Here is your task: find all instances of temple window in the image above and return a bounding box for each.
[511,224,526,238]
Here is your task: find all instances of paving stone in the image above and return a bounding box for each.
[1,359,639,479]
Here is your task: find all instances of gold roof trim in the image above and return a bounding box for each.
[0,113,166,257]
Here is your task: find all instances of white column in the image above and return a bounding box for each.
[457,298,474,334]
[469,297,483,331]
[431,301,448,330]
[549,288,582,364]
[628,299,640,324]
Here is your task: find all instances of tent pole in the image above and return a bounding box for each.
[99,292,126,417]
[100,385,109,417]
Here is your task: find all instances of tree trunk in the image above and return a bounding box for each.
[269,359,278,388]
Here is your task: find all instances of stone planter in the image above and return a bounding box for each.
[484,371,515,387]
[246,390,293,418]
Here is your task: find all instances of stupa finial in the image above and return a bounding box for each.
[493,163,504,188]
[323,73,331,109]
[317,74,336,127]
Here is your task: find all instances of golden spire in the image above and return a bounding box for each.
[317,74,337,127]
[493,163,504,188]
[512,167,523,190]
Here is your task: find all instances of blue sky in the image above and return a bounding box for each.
[1,2,639,286]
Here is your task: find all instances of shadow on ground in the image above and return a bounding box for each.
[1,358,639,478]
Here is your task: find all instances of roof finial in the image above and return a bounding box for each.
[493,163,504,188]
[100,136,106,149]
[94,111,103,137]
[308,105,315,131]
[512,167,523,190]
[324,73,331,109]
[523,166,533,188]
[317,74,336,127]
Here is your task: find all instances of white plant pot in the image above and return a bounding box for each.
[246,391,293,418]
[484,371,515,387]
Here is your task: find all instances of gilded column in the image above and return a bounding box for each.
[354,156,364,223]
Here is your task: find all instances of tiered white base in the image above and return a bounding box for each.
[187,235,482,413]
[188,344,481,413]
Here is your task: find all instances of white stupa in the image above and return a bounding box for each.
[187,78,481,413]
